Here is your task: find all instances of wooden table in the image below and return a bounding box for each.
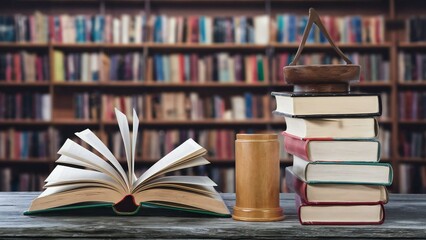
[1,193,426,239]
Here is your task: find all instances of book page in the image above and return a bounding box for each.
[75,128,129,190]
[133,139,207,188]
[114,108,133,186]
[57,139,127,191]
[131,109,138,182]
[44,166,124,194]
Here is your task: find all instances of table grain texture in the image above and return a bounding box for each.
[0,193,425,239]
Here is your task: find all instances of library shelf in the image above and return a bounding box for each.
[51,119,100,126]
[0,120,51,126]
[398,120,426,125]
[399,157,426,164]
[103,82,272,88]
[398,82,426,87]
[146,43,269,50]
[0,42,48,48]
[398,42,426,49]
[270,42,392,50]
[0,82,50,88]
[103,119,280,126]
[0,159,52,164]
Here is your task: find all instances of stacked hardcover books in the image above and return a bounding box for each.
[273,8,393,225]
[273,92,393,225]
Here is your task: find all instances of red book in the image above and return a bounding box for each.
[29,16,36,42]
[282,132,380,162]
[295,194,385,225]
[191,17,199,43]
[285,167,388,205]
[13,53,22,82]
[190,54,198,82]
[252,56,257,82]
[36,56,43,81]
[375,17,381,43]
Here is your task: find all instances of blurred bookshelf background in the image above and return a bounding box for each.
[0,0,425,193]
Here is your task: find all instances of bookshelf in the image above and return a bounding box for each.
[1,0,425,193]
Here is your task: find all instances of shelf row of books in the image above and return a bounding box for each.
[0,92,51,120]
[52,51,389,83]
[399,130,426,158]
[0,168,46,191]
[0,126,390,163]
[102,93,270,121]
[0,52,49,82]
[0,13,386,44]
[398,52,426,81]
[0,129,55,159]
[399,91,426,120]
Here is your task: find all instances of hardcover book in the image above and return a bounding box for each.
[292,156,393,186]
[25,109,231,217]
[282,132,380,162]
[272,92,381,118]
[295,194,385,225]
[285,167,388,204]
[284,117,378,139]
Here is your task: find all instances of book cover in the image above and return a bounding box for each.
[285,167,389,205]
[271,92,382,118]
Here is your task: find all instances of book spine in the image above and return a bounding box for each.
[283,134,310,160]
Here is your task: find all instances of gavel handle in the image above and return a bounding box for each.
[289,8,353,66]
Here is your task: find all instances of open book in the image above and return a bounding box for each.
[25,109,230,217]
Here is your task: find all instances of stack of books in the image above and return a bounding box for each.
[273,91,393,225]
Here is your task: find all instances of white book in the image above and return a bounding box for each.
[81,53,89,82]
[67,54,74,81]
[132,53,139,81]
[112,17,120,44]
[41,94,51,121]
[231,96,245,120]
[205,16,213,44]
[254,15,270,44]
[234,17,241,44]
[121,15,130,44]
[198,58,206,83]
[168,17,176,43]
[134,15,142,43]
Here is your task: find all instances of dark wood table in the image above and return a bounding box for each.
[1,193,425,239]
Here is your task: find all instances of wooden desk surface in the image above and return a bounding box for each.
[1,193,425,239]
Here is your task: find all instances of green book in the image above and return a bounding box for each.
[292,156,393,186]
[257,55,264,81]
[24,109,231,217]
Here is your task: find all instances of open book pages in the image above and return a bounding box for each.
[27,109,230,216]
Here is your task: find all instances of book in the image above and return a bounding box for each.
[285,167,388,204]
[272,92,381,118]
[296,194,385,225]
[25,109,231,216]
[284,117,378,139]
[292,155,393,185]
[282,132,380,162]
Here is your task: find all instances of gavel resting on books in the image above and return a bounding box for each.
[233,8,391,224]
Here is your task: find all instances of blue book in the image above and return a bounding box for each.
[154,16,163,42]
[162,56,170,82]
[288,15,296,42]
[75,16,85,42]
[240,17,246,43]
[199,16,205,43]
[245,93,253,118]
[277,15,284,42]
[154,54,163,81]
[99,15,105,42]
[353,16,362,43]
